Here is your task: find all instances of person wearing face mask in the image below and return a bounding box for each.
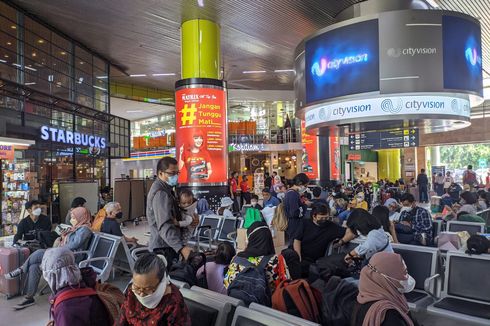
[352,252,419,326]
[353,192,368,210]
[250,194,263,210]
[396,193,433,246]
[41,247,112,325]
[101,202,138,244]
[65,197,87,224]
[13,200,51,245]
[292,204,346,277]
[147,157,193,269]
[117,253,191,326]
[217,197,235,218]
[283,173,310,244]
[6,206,93,310]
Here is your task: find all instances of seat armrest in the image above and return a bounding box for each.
[131,247,150,261]
[227,231,237,240]
[78,257,112,268]
[424,273,440,297]
[73,250,90,257]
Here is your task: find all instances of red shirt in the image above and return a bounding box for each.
[182,149,211,181]
[230,178,238,193]
[240,180,249,193]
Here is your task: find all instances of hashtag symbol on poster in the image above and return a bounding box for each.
[180,104,197,126]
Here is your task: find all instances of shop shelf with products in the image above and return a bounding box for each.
[1,160,32,237]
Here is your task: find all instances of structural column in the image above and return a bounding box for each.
[378,149,401,181]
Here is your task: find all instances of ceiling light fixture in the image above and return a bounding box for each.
[37,39,45,44]
[274,69,295,73]
[4,54,9,58]
[243,70,266,74]
[25,66,37,72]
[60,51,67,55]
[130,74,147,77]
[126,110,143,113]
[6,42,11,46]
[10,25,16,29]
[0,59,6,63]
[197,0,204,7]
[96,76,108,79]
[152,73,176,76]
[93,85,107,91]
[426,0,439,8]
[32,52,37,57]
[25,82,36,86]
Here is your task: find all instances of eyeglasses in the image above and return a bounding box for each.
[131,282,159,297]
[164,170,180,177]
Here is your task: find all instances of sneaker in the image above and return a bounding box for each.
[13,297,35,310]
[4,268,22,280]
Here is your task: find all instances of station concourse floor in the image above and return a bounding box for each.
[0,220,483,326]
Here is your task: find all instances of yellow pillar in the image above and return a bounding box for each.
[378,149,401,181]
[181,19,220,79]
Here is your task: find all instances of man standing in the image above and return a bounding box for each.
[14,200,51,245]
[240,175,251,207]
[284,173,310,243]
[463,165,478,191]
[417,169,429,203]
[443,171,454,194]
[396,193,433,246]
[264,172,272,190]
[147,157,192,268]
[229,171,239,212]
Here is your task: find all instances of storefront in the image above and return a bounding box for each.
[0,1,130,236]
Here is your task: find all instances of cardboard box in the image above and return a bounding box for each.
[236,227,286,254]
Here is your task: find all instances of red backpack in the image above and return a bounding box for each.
[272,279,322,323]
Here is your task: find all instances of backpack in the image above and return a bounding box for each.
[465,171,477,185]
[169,252,206,287]
[227,255,273,306]
[312,276,359,326]
[272,202,288,231]
[272,279,322,323]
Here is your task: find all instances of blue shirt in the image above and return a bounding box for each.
[263,196,280,208]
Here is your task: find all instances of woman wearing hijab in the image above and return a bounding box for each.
[117,253,191,326]
[6,207,94,310]
[352,252,419,326]
[224,221,289,292]
[41,247,111,325]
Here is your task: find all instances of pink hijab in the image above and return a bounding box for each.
[357,252,414,326]
[61,207,92,245]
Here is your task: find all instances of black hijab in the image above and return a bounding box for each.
[238,221,275,258]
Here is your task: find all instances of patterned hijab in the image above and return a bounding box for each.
[41,247,81,293]
[62,206,91,245]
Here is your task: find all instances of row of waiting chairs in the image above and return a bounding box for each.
[169,281,320,326]
[187,215,244,250]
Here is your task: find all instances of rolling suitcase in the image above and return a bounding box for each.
[0,247,30,299]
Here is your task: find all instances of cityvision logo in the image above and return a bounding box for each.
[381,98,445,113]
[465,47,481,66]
[311,53,368,76]
[387,47,437,58]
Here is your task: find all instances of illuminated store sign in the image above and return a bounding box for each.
[40,126,107,148]
[305,95,470,128]
[311,53,368,76]
[229,143,265,152]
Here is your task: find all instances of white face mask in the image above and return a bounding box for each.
[70,217,78,226]
[134,275,169,309]
[277,193,285,200]
[400,206,412,213]
[369,263,416,293]
[32,208,42,216]
[251,200,258,206]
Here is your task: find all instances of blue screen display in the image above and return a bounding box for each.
[305,19,379,104]
[443,15,483,96]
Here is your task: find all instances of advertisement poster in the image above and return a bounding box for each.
[176,87,227,184]
[0,145,14,160]
[300,121,319,180]
[329,136,340,180]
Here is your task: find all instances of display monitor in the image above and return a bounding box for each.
[305,19,380,103]
[448,256,490,303]
[443,15,483,96]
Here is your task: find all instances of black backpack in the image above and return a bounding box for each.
[312,276,359,326]
[227,255,273,306]
[169,252,206,287]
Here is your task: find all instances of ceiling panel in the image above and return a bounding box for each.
[10,0,362,90]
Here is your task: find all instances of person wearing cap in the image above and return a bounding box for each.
[217,197,234,218]
[117,253,191,326]
[352,252,419,326]
[384,198,401,222]
[262,188,280,208]
[41,247,112,325]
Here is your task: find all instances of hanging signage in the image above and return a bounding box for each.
[40,126,107,149]
[0,145,14,160]
[300,121,319,180]
[175,86,227,184]
[348,129,419,150]
[347,153,362,161]
[228,143,265,152]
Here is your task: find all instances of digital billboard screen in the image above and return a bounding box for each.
[443,15,483,96]
[305,19,380,104]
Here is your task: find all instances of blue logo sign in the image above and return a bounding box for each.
[311,53,368,76]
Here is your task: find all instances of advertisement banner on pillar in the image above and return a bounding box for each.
[329,136,340,180]
[175,87,227,184]
[300,121,319,180]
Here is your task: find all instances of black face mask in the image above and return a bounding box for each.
[115,212,123,219]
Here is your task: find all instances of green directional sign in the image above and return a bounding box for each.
[478,158,487,169]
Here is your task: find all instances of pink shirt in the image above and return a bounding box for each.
[196,262,227,294]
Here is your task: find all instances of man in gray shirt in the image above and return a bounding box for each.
[147,157,192,267]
